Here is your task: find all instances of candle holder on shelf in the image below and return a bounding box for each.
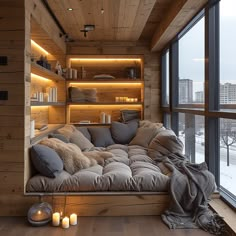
[27,195,52,226]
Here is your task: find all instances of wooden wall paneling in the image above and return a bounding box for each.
[31,106,49,125]
[48,106,66,124]
[0,0,26,195]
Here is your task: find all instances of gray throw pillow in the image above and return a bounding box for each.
[120,110,141,122]
[88,127,115,147]
[48,133,69,143]
[30,144,63,178]
[77,127,91,141]
[111,121,138,144]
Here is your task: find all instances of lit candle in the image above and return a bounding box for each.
[52,212,60,226]
[70,213,77,225]
[62,217,70,229]
[130,98,134,102]
[115,97,119,102]
[134,98,138,102]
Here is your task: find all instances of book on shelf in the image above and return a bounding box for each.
[45,87,58,102]
[79,120,91,124]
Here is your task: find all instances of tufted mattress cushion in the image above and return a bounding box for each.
[26,144,169,192]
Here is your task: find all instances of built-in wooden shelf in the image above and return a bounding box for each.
[31,124,64,144]
[67,102,143,105]
[31,62,65,81]
[31,101,65,106]
[67,79,143,83]
[72,123,111,126]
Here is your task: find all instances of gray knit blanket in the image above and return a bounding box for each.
[147,129,225,235]
[155,153,225,235]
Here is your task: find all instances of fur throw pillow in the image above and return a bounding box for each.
[40,138,95,174]
[40,138,113,174]
[83,151,114,166]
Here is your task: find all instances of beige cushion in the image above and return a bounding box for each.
[129,127,161,148]
[139,120,164,129]
[56,125,94,151]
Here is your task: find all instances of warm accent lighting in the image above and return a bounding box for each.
[69,82,143,87]
[67,8,73,11]
[31,105,49,109]
[31,40,50,55]
[31,73,50,81]
[69,104,142,109]
[70,58,141,62]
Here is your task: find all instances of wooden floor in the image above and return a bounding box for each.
[0,216,213,236]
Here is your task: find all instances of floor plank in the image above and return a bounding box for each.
[0,216,213,236]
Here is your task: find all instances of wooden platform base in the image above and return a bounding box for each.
[0,192,220,216]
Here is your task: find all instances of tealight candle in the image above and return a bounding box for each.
[115,97,119,102]
[52,212,60,226]
[62,217,70,229]
[134,98,138,102]
[70,213,77,225]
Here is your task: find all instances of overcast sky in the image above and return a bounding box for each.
[178,0,236,95]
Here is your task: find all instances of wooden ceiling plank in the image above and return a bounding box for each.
[118,0,141,40]
[130,0,156,41]
[150,0,207,52]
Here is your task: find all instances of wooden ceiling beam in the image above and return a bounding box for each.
[150,0,207,52]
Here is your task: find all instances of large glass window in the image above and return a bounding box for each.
[220,118,236,196]
[178,17,205,106]
[220,0,236,112]
[178,113,205,164]
[161,0,236,206]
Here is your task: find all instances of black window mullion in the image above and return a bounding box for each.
[170,41,179,135]
[205,0,220,185]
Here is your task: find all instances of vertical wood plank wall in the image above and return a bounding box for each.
[0,0,66,216]
[67,41,161,122]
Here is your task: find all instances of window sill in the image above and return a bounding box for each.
[209,198,236,234]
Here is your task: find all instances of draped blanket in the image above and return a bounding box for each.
[148,129,225,235]
[159,154,225,234]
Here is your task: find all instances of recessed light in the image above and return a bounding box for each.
[67,8,73,11]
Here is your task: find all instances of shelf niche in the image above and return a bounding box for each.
[66,55,144,124]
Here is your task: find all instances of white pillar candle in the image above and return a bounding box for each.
[52,212,60,226]
[106,114,111,124]
[100,112,106,124]
[70,213,77,225]
[62,217,70,229]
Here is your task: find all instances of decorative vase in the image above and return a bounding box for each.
[27,202,53,226]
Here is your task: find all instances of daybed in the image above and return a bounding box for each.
[26,120,178,193]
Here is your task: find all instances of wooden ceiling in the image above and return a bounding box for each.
[46,0,208,51]
[47,0,172,41]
